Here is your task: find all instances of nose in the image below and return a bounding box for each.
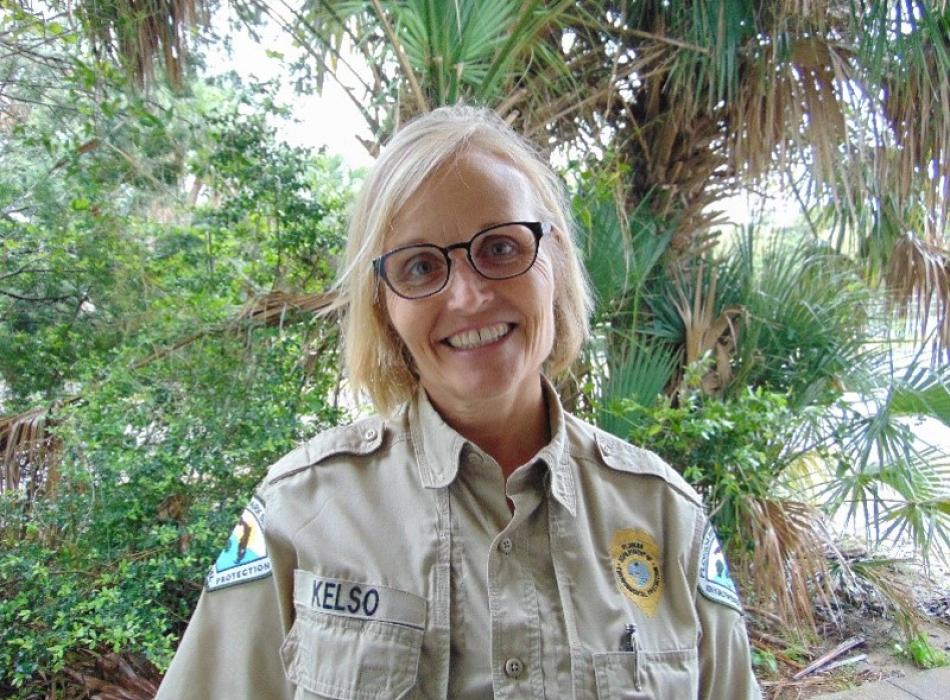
[443,250,493,309]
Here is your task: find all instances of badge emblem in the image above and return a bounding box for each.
[206,495,272,591]
[610,529,663,615]
[698,524,742,612]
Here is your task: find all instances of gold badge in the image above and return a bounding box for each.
[610,529,663,615]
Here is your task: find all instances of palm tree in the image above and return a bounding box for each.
[243,0,947,347]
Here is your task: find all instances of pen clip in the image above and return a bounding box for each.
[620,623,637,652]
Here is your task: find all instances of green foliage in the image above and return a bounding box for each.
[750,648,778,676]
[0,26,354,693]
[894,634,950,669]
[615,360,800,544]
[716,231,874,407]
[571,164,679,424]
[0,326,343,691]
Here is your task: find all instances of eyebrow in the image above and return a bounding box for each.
[387,221,512,248]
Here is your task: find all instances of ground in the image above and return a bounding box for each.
[755,551,950,700]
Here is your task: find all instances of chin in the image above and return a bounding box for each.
[445,367,537,404]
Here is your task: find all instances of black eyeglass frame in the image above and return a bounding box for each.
[372,221,551,300]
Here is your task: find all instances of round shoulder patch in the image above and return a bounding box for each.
[206,495,273,592]
[698,524,742,612]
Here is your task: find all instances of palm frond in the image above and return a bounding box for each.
[885,233,950,351]
[830,556,924,638]
[596,338,678,439]
[670,258,742,396]
[738,496,838,632]
[74,0,210,89]
[0,404,61,502]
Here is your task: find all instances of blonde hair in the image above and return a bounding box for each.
[334,105,592,415]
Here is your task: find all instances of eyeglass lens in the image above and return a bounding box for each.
[382,223,538,299]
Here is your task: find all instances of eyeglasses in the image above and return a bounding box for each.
[373,221,550,300]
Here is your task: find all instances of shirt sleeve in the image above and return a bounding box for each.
[696,593,762,700]
[154,576,293,700]
[155,490,295,699]
[694,521,762,700]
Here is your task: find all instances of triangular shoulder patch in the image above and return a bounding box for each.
[206,495,272,591]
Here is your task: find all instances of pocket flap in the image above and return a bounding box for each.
[281,570,426,700]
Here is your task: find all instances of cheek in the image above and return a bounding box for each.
[383,296,411,348]
[384,294,434,355]
[526,262,557,346]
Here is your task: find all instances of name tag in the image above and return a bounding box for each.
[293,570,427,630]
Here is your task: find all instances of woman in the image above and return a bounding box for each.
[156,105,761,699]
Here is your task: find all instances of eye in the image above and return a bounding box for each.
[396,250,444,283]
[481,234,520,259]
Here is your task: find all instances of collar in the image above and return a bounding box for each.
[408,375,576,516]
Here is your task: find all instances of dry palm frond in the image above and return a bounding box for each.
[671,260,742,396]
[881,33,950,241]
[739,496,839,631]
[235,290,337,327]
[64,650,160,700]
[729,37,854,197]
[832,556,925,639]
[75,0,210,89]
[0,404,62,502]
[885,233,950,349]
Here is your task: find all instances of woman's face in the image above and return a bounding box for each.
[383,150,557,415]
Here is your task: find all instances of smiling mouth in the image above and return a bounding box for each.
[444,323,514,350]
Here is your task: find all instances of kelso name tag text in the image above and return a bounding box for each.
[293,570,427,630]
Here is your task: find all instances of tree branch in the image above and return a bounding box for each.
[0,288,73,302]
[368,0,427,114]
[0,266,58,281]
[247,0,382,139]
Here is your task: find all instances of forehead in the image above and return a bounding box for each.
[388,150,540,246]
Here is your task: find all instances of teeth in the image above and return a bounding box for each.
[446,323,511,350]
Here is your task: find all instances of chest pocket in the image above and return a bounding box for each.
[593,647,698,700]
[280,570,426,700]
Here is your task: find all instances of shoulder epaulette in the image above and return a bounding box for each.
[593,429,703,508]
[266,416,385,485]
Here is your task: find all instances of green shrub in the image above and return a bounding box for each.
[613,359,800,546]
[0,327,344,694]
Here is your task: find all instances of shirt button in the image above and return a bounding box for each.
[364,428,377,441]
[498,537,513,555]
[504,657,524,678]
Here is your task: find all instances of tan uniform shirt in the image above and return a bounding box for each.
[156,379,762,699]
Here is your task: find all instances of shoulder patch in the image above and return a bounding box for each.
[697,524,742,612]
[593,430,702,507]
[267,416,385,484]
[206,495,272,592]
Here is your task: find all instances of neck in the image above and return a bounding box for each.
[425,376,549,479]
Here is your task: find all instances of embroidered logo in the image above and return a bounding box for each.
[206,495,272,591]
[698,524,742,612]
[610,528,663,615]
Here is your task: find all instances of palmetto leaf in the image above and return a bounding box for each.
[889,359,950,428]
[596,337,678,439]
